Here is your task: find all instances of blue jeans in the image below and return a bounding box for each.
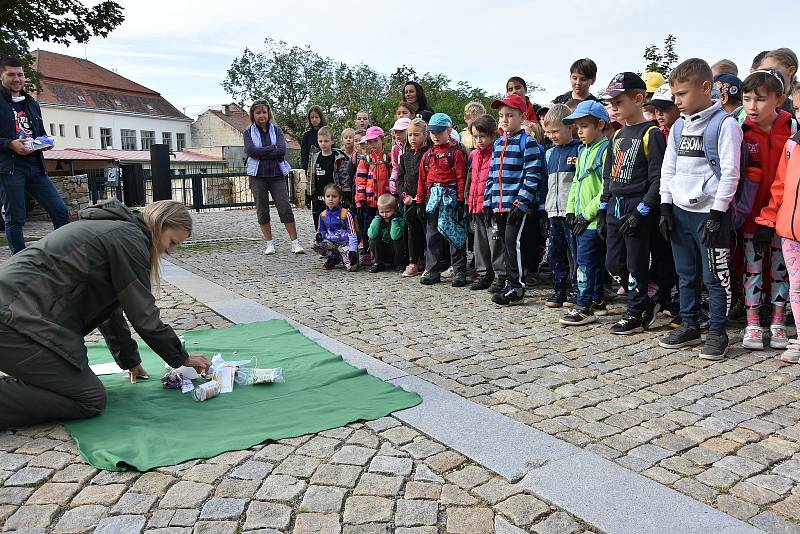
[548,217,577,296]
[0,163,69,253]
[671,206,732,334]
[575,229,604,308]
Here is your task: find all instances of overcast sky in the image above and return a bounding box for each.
[33,0,800,118]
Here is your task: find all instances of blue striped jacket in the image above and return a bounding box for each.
[484,130,546,212]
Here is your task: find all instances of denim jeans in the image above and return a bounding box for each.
[548,216,577,296]
[575,229,604,308]
[0,162,69,253]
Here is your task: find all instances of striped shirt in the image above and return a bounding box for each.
[484,130,545,212]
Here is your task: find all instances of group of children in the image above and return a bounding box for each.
[294,48,800,363]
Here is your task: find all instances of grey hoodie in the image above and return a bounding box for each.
[0,200,188,371]
[660,101,743,213]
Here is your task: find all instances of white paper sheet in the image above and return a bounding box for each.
[90,362,122,376]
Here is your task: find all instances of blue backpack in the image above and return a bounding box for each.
[670,108,752,229]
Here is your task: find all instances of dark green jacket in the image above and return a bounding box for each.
[0,200,189,371]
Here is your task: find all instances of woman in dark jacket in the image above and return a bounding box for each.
[403,81,434,122]
[245,100,304,255]
[0,199,211,429]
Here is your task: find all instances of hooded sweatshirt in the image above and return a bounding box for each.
[0,200,189,371]
[544,139,580,217]
[660,101,743,213]
[467,144,492,214]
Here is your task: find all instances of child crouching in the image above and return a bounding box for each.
[368,194,407,272]
[313,184,359,271]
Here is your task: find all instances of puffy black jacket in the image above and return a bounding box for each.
[0,86,47,174]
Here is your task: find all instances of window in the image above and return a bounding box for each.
[49,123,55,136]
[140,130,155,150]
[176,133,186,151]
[121,129,137,150]
[74,125,80,138]
[58,124,65,137]
[100,128,112,149]
[88,126,94,139]
[162,132,172,149]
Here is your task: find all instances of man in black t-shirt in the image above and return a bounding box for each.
[0,57,69,253]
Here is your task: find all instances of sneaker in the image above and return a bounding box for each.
[545,293,567,308]
[323,256,339,270]
[769,324,789,349]
[452,272,467,287]
[700,332,729,360]
[291,241,305,254]
[562,293,578,308]
[780,339,800,363]
[401,263,420,277]
[470,276,494,291]
[488,277,507,294]
[643,300,660,329]
[368,263,384,273]
[610,313,644,335]
[264,242,276,255]
[742,325,764,350]
[659,324,702,348]
[420,272,440,285]
[360,253,373,267]
[440,266,454,280]
[492,286,525,306]
[559,306,596,326]
[591,300,608,316]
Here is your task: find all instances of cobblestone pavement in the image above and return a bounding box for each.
[159,209,800,533]
[0,277,591,533]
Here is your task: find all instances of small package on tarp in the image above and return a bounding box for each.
[235,367,285,385]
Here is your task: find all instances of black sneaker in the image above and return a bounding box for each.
[610,313,644,335]
[563,293,578,308]
[452,272,467,287]
[545,293,567,308]
[488,277,507,293]
[323,256,339,270]
[659,324,702,348]
[470,276,494,291]
[420,272,440,285]
[559,306,596,326]
[590,300,608,316]
[700,332,729,360]
[369,263,384,273]
[643,300,659,329]
[492,286,525,306]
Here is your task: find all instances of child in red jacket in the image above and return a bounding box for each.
[354,126,391,265]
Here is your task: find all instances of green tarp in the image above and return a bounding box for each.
[65,320,421,471]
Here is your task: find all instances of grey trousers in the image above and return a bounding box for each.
[425,208,466,275]
[0,324,106,429]
[472,212,506,278]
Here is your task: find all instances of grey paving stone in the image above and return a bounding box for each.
[255,474,308,501]
[229,460,273,480]
[531,511,582,534]
[394,499,438,527]
[444,465,492,489]
[300,485,347,513]
[111,492,158,514]
[404,481,442,500]
[368,456,412,476]
[353,473,404,496]
[273,454,323,477]
[747,473,794,495]
[471,477,521,505]
[159,481,213,508]
[310,463,362,487]
[330,445,377,466]
[343,496,394,524]
[199,497,247,520]
[169,508,199,527]
[413,465,445,483]
[193,521,240,534]
[773,459,800,482]
[72,483,126,505]
[495,494,549,526]
[3,504,59,530]
[293,512,342,534]
[52,504,108,533]
[50,464,98,484]
[94,514,146,534]
[749,511,800,534]
[494,516,528,534]
[3,466,53,486]
[130,472,176,495]
[25,482,80,505]
[242,501,292,531]
[445,507,494,534]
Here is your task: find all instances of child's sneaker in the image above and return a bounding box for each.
[590,300,608,316]
[470,276,493,291]
[401,263,420,277]
[323,256,339,270]
[368,263,384,273]
[452,271,467,287]
[441,266,454,280]
[488,277,507,294]
[492,286,524,306]
[769,324,789,349]
[780,339,800,363]
[562,293,577,308]
[559,307,596,326]
[264,242,276,255]
[610,313,644,335]
[700,332,729,360]
[291,241,305,254]
[742,325,764,350]
[360,253,373,266]
[420,271,440,285]
[659,324,702,348]
[545,293,566,308]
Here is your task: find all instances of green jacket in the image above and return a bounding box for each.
[0,200,189,371]
[566,136,608,229]
[367,214,404,242]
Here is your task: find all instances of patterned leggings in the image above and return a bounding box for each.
[744,233,788,308]
[313,240,354,269]
[783,238,800,325]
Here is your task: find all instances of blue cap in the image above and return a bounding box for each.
[428,113,453,132]
[714,73,742,102]
[563,100,609,124]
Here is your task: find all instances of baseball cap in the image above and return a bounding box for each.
[361,126,385,142]
[563,100,610,124]
[535,104,550,120]
[600,72,647,100]
[391,118,411,131]
[648,83,675,109]
[428,113,454,133]
[643,71,666,94]
[714,73,742,101]
[491,93,527,114]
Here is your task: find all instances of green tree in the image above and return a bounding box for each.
[0,0,124,90]
[643,34,679,77]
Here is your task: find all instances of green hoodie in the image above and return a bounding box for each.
[566,136,609,229]
[0,199,189,371]
[367,214,404,242]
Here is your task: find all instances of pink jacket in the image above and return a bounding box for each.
[468,145,492,214]
[389,142,404,195]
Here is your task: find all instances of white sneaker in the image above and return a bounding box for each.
[291,241,305,254]
[440,266,454,280]
[770,324,789,349]
[742,325,764,350]
[779,339,800,363]
[264,242,276,255]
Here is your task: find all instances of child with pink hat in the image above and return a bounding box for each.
[354,126,392,265]
[389,118,411,196]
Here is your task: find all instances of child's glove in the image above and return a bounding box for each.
[619,211,645,237]
[565,213,576,228]
[596,209,607,240]
[507,205,526,226]
[572,215,590,236]
[752,225,774,254]
[659,204,674,242]
[698,209,725,246]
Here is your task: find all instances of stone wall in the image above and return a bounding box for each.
[29,174,92,221]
